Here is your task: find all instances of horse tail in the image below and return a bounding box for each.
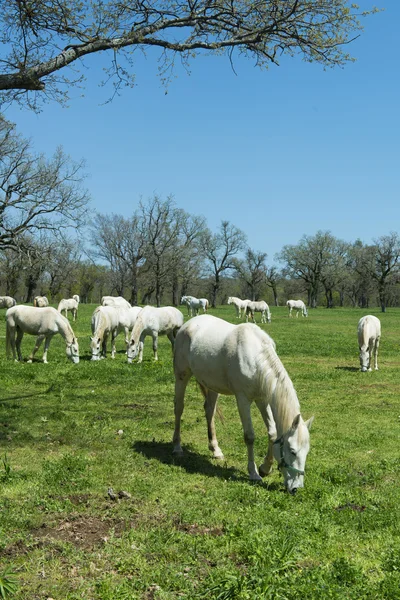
[5,316,12,358]
[33,297,37,307]
[205,299,209,311]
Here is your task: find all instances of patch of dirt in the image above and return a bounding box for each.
[33,515,128,549]
[173,518,223,536]
[335,503,366,512]
[121,403,149,410]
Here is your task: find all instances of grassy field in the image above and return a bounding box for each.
[0,303,399,599]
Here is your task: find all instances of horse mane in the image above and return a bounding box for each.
[256,341,301,435]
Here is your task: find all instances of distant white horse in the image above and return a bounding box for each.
[33,296,49,307]
[90,306,121,360]
[181,295,208,317]
[287,299,308,318]
[227,296,249,319]
[6,306,79,364]
[358,315,381,372]
[57,298,79,321]
[127,306,184,363]
[244,300,271,324]
[101,296,131,309]
[172,315,313,493]
[116,306,142,343]
[0,296,16,309]
[72,294,80,304]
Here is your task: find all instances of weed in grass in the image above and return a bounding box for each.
[0,567,17,599]
[1,454,11,481]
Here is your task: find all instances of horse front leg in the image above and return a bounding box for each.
[102,333,108,358]
[167,331,175,354]
[172,372,191,455]
[28,334,45,363]
[110,328,118,359]
[42,336,53,364]
[374,337,380,370]
[152,332,159,360]
[235,393,261,481]
[200,386,224,459]
[255,401,277,477]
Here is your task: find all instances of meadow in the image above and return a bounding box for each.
[0,303,399,599]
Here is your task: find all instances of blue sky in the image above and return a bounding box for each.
[4,2,399,264]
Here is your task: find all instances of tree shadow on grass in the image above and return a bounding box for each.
[132,440,283,490]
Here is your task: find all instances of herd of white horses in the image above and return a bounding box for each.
[0,292,381,493]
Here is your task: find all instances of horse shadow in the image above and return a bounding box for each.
[335,366,359,372]
[132,440,283,490]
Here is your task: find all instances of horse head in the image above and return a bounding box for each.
[66,337,80,364]
[273,414,314,494]
[127,337,139,364]
[90,336,102,361]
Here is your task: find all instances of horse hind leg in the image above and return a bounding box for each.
[15,327,24,362]
[167,331,175,353]
[235,392,262,481]
[152,332,159,360]
[199,385,224,459]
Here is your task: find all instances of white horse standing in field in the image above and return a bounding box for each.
[287,299,308,318]
[101,295,131,309]
[33,296,49,307]
[358,315,381,372]
[57,298,79,321]
[127,306,184,363]
[172,315,314,493]
[116,306,142,343]
[90,305,121,360]
[245,300,271,324]
[0,296,16,309]
[227,296,249,319]
[181,295,208,317]
[6,306,79,364]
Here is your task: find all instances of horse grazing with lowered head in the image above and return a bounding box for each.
[287,299,308,318]
[33,296,49,307]
[0,296,16,309]
[57,298,79,321]
[127,306,184,363]
[227,296,249,319]
[181,295,208,317]
[172,314,313,494]
[358,315,381,372]
[6,305,79,364]
[244,300,271,324]
[101,295,131,309]
[90,305,121,360]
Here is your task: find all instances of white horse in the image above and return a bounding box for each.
[245,300,271,324]
[358,315,381,372]
[72,294,80,304]
[127,306,184,364]
[116,306,142,343]
[6,306,79,364]
[101,295,131,309]
[57,298,79,321]
[287,299,308,318]
[90,306,121,360]
[181,295,208,317]
[172,315,313,494]
[227,296,249,319]
[33,296,49,307]
[0,296,16,309]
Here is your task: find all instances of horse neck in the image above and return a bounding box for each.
[93,310,108,339]
[258,350,301,437]
[131,314,145,341]
[57,315,74,343]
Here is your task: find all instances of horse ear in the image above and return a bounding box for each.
[291,414,301,431]
[305,416,314,431]
[97,337,101,343]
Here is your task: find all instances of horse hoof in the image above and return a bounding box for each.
[172,448,184,456]
[250,473,263,482]
[258,465,272,478]
[27,359,32,363]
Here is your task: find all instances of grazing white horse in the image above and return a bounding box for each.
[72,294,80,304]
[181,295,208,317]
[33,296,49,307]
[6,306,79,364]
[101,295,131,309]
[116,306,142,343]
[245,300,271,324]
[57,298,79,321]
[90,306,121,360]
[172,315,314,494]
[227,296,249,319]
[287,299,308,318]
[358,315,381,372]
[127,306,184,364]
[0,296,16,309]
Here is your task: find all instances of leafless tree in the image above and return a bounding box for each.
[233,248,268,301]
[0,1,377,109]
[0,115,90,252]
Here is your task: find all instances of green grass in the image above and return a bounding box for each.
[0,304,400,599]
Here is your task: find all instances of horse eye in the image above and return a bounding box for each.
[290,450,297,456]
